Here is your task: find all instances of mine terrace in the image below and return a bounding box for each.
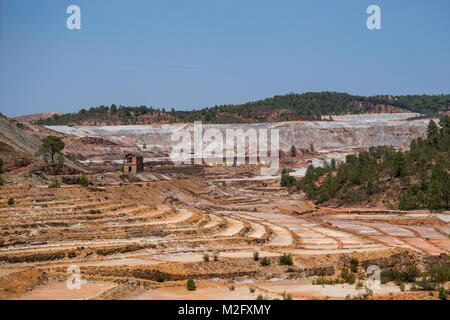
[0,112,448,300]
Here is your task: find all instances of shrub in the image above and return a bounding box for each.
[203,254,210,262]
[282,291,293,300]
[7,198,14,205]
[429,264,450,284]
[350,257,359,273]
[438,287,447,300]
[260,257,270,267]
[213,252,219,261]
[249,287,256,293]
[0,157,3,174]
[356,281,364,290]
[312,277,345,286]
[256,294,267,300]
[229,285,235,291]
[400,283,406,292]
[186,279,196,291]
[341,268,356,285]
[156,273,165,283]
[253,251,259,261]
[381,262,420,283]
[0,175,4,186]
[279,254,293,266]
[49,177,61,188]
[79,173,89,187]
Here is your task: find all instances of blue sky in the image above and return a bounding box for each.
[0,0,449,117]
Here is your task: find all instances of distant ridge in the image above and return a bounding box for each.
[13,112,63,123]
[34,92,450,126]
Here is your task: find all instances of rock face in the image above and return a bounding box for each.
[46,113,431,155]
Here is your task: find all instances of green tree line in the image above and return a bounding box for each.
[299,116,450,212]
[36,92,450,126]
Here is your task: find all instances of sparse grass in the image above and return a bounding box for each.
[260,257,270,267]
[48,177,61,189]
[186,279,196,291]
[279,254,293,266]
[282,291,293,300]
[348,287,373,300]
[312,277,345,286]
[253,251,259,261]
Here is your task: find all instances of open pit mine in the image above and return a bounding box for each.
[0,113,448,300]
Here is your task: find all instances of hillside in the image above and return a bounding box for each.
[13,112,63,123]
[298,115,450,212]
[35,92,450,126]
[0,115,85,173]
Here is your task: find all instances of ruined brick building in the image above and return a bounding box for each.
[124,153,144,174]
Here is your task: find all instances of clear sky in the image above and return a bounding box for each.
[0,0,449,117]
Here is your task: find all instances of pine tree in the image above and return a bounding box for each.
[427,120,439,145]
[290,145,297,157]
[427,180,444,212]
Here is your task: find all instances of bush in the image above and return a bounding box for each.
[0,157,3,174]
[381,262,420,283]
[202,254,210,262]
[312,277,345,286]
[229,285,235,291]
[249,287,256,293]
[7,198,14,205]
[439,287,447,300]
[256,294,268,300]
[0,175,4,186]
[213,252,219,261]
[79,173,89,187]
[350,257,359,273]
[279,254,293,266]
[253,252,259,261]
[156,273,165,283]
[186,279,196,291]
[260,257,270,267]
[282,291,293,300]
[49,177,61,188]
[413,277,436,291]
[429,264,450,284]
[341,268,356,284]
